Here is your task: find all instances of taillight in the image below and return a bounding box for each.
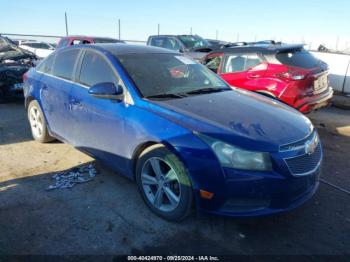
[276,70,305,80]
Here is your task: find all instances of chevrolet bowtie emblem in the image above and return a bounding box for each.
[305,135,318,155]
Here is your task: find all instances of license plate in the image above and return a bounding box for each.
[12,83,23,90]
[314,74,328,92]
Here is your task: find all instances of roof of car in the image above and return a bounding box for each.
[89,43,178,55]
[61,35,118,40]
[148,34,199,38]
[212,43,305,54]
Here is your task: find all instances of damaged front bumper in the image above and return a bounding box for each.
[0,36,37,100]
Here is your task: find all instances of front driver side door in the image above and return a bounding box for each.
[69,49,128,172]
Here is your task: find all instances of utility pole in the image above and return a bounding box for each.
[236,33,239,42]
[118,19,121,40]
[158,24,160,35]
[65,12,69,36]
[215,30,218,40]
[190,27,192,35]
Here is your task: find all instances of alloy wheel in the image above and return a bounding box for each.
[141,157,181,212]
[29,105,44,139]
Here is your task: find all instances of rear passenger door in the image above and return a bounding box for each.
[40,48,81,141]
[69,49,127,172]
[220,53,266,91]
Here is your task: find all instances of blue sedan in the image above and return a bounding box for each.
[23,44,322,221]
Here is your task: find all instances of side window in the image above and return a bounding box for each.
[245,54,261,69]
[204,54,223,73]
[224,54,261,73]
[36,54,55,74]
[72,39,82,45]
[79,50,118,87]
[52,49,80,80]
[150,37,165,48]
[164,38,181,51]
[22,43,34,48]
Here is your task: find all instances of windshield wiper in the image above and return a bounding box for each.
[184,87,231,95]
[145,93,185,99]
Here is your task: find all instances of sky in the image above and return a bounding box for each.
[0,0,349,50]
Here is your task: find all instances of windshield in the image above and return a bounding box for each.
[178,35,211,49]
[275,48,321,69]
[117,54,228,98]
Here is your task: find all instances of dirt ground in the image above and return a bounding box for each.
[0,101,349,256]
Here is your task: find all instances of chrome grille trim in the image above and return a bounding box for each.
[284,143,322,176]
[279,131,315,152]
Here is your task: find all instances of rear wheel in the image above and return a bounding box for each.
[136,145,193,222]
[27,100,54,143]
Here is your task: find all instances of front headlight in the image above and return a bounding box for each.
[198,134,272,171]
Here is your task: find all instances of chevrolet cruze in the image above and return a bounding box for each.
[23,44,322,221]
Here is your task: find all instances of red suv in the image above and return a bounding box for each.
[202,43,333,113]
[57,36,125,49]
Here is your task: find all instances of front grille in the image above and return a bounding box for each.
[285,143,322,175]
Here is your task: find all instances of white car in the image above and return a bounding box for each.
[19,41,55,59]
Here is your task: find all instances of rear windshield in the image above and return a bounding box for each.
[22,42,52,49]
[178,35,211,49]
[93,38,121,43]
[275,48,320,69]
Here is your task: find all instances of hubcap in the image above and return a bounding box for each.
[141,157,181,212]
[29,106,43,139]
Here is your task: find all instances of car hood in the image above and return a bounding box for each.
[148,89,313,152]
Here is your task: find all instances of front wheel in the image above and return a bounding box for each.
[136,145,193,222]
[27,100,54,143]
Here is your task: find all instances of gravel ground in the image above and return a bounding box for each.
[0,102,349,256]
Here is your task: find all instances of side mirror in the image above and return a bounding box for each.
[178,48,185,53]
[88,82,124,100]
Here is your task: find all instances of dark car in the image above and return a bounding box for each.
[206,39,228,46]
[202,43,333,113]
[0,36,37,102]
[147,34,220,61]
[57,35,125,49]
[24,44,322,221]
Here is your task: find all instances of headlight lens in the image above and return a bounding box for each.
[198,134,272,171]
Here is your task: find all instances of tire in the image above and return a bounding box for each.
[136,144,193,222]
[27,100,54,143]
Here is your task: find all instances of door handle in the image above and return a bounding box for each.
[249,74,261,78]
[69,98,81,111]
[70,98,80,105]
